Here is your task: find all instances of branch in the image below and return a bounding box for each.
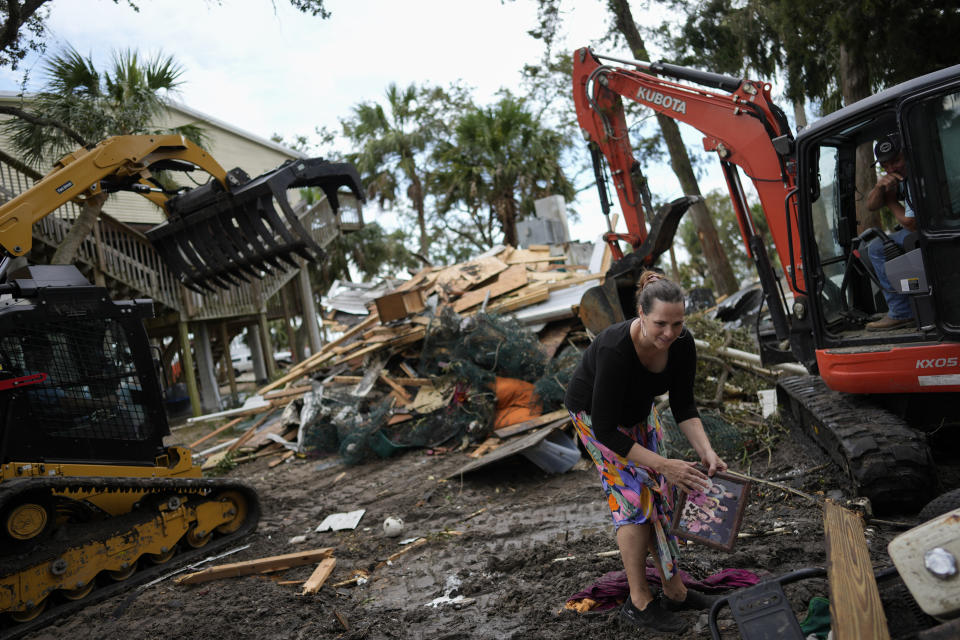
[0,0,50,61]
[0,147,42,179]
[0,104,89,147]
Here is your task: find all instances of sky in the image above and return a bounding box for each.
[0,0,745,246]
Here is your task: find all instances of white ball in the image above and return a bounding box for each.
[383,516,404,537]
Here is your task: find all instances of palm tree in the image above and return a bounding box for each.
[3,45,203,264]
[342,84,436,262]
[432,94,574,248]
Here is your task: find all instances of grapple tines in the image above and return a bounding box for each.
[146,158,362,291]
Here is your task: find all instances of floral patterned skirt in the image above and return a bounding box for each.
[568,407,680,580]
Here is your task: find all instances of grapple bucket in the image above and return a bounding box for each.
[146,158,363,291]
[578,195,700,334]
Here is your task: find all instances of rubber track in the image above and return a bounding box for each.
[776,375,935,515]
[0,476,260,640]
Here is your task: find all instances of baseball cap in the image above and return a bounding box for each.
[873,133,901,165]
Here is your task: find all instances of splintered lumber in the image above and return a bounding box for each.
[433,256,508,295]
[485,285,549,315]
[264,386,312,401]
[469,438,501,459]
[331,375,432,386]
[301,557,337,595]
[189,415,245,450]
[453,264,529,313]
[175,548,335,585]
[379,373,413,402]
[494,410,570,438]
[258,314,379,394]
[823,500,890,640]
[227,409,278,453]
[375,537,429,569]
[268,450,295,468]
[538,321,575,359]
[340,327,426,365]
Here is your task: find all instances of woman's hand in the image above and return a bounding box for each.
[700,449,727,476]
[659,458,710,493]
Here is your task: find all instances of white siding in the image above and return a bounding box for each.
[0,97,301,225]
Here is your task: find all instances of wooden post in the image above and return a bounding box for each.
[195,322,222,413]
[219,321,238,405]
[298,258,322,355]
[258,310,277,379]
[280,283,300,364]
[178,317,202,418]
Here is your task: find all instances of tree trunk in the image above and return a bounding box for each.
[51,192,107,265]
[408,173,429,258]
[607,0,739,296]
[793,99,808,130]
[496,194,519,247]
[839,43,880,233]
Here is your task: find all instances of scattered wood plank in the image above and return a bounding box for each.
[398,362,419,378]
[301,557,337,595]
[375,537,428,569]
[330,375,432,386]
[264,386,312,401]
[333,610,350,631]
[227,409,279,453]
[189,415,245,450]
[379,373,413,402]
[175,548,335,585]
[433,256,508,296]
[452,264,529,313]
[231,443,284,464]
[485,285,550,315]
[823,500,890,640]
[339,327,426,365]
[469,437,502,459]
[494,409,570,438]
[268,450,295,468]
[201,449,230,472]
[387,413,413,426]
[538,321,575,360]
[258,314,379,394]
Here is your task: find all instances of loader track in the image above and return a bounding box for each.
[776,375,936,515]
[0,476,260,639]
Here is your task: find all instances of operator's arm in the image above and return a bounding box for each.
[866,172,916,231]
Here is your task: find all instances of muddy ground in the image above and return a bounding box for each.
[22,414,945,640]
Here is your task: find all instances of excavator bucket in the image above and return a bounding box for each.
[578,196,701,335]
[146,158,363,291]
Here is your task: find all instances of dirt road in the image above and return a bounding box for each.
[23,424,923,640]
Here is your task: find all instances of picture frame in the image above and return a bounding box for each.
[668,468,751,552]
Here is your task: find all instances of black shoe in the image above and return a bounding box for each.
[662,588,721,611]
[619,596,688,634]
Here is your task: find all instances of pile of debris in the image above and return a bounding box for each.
[186,245,806,475]
[189,245,598,473]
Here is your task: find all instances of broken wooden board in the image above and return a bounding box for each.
[538,320,576,360]
[824,500,890,640]
[301,557,337,595]
[485,285,550,315]
[432,256,508,296]
[445,420,568,479]
[175,548,335,585]
[494,409,570,438]
[452,264,529,313]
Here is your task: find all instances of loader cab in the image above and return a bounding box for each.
[0,266,170,466]
[794,65,960,359]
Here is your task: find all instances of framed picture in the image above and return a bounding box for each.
[669,469,751,552]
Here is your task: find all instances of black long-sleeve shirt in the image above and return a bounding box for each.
[564,319,699,457]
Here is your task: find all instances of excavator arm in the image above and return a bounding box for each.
[0,134,363,290]
[573,47,798,341]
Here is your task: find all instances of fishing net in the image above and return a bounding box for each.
[533,346,582,411]
[656,406,745,461]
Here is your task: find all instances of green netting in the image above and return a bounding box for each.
[656,405,744,460]
[533,347,582,410]
[337,399,394,465]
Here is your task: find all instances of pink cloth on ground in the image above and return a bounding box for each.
[566,567,761,612]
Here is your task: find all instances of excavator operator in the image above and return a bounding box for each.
[864,133,916,331]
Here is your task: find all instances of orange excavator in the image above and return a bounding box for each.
[572,47,960,516]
